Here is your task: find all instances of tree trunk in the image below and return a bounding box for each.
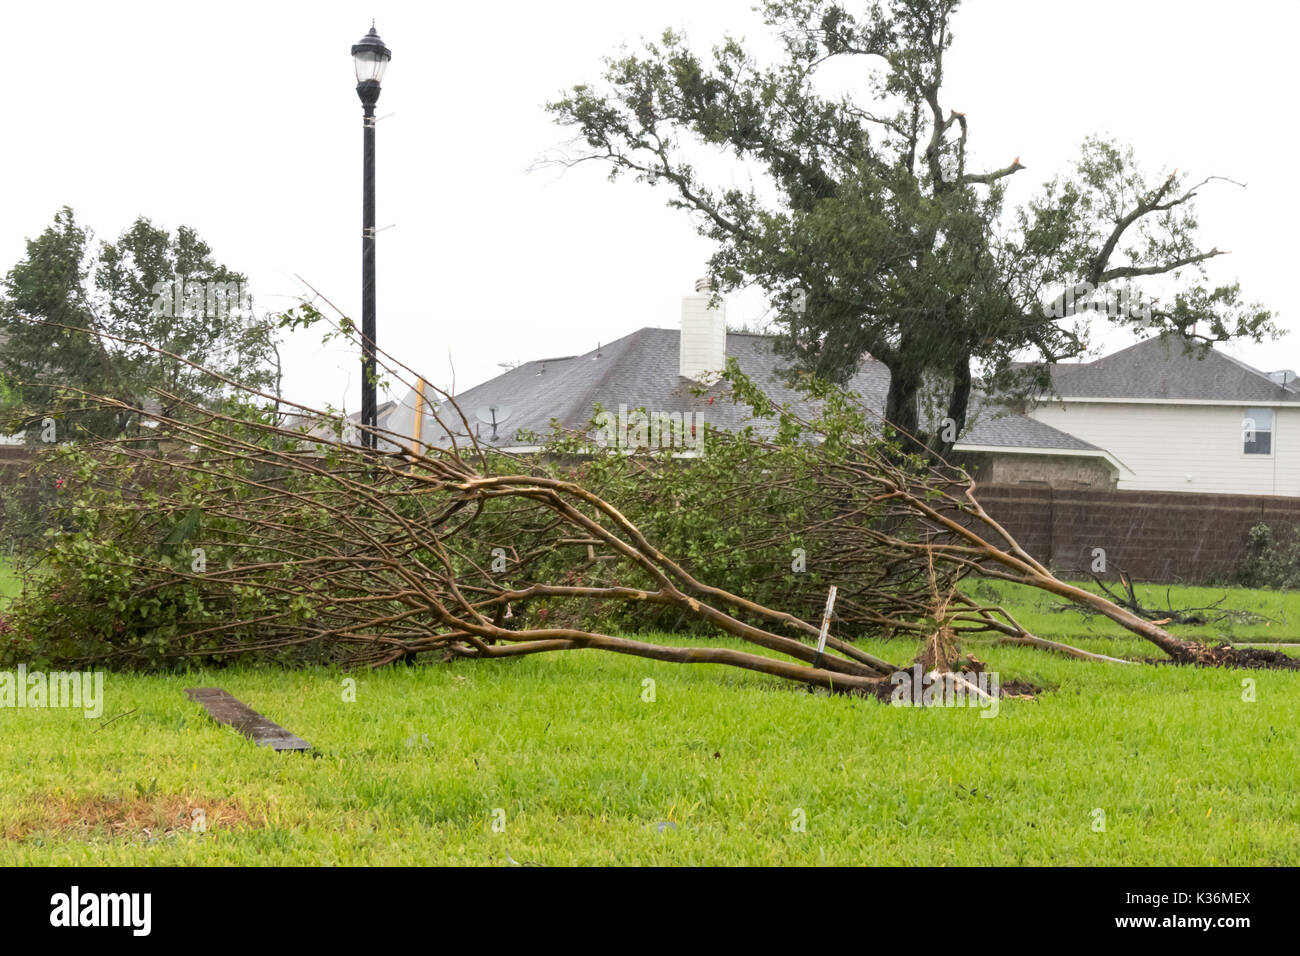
[938,348,972,459]
[883,360,923,454]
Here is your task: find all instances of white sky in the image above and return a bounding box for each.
[3,0,1297,412]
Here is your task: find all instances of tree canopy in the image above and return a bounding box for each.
[548,0,1274,456]
[0,206,278,442]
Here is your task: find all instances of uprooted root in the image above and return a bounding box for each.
[1153,642,1300,670]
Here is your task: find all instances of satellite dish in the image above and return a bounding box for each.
[474,405,512,439]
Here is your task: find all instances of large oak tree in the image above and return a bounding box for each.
[548,0,1273,456]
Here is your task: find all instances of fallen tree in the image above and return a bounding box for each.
[3,388,896,691]
[2,315,1294,692]
[538,363,1295,671]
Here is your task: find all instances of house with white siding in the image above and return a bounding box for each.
[1024,335,1300,497]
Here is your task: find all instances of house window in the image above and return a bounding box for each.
[1243,408,1273,455]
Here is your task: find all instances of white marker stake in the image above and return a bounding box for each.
[814,585,837,669]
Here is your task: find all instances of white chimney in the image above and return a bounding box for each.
[679,277,726,382]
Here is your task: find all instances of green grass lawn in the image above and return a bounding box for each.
[3,554,1299,865]
[966,578,1300,655]
[3,623,1298,865]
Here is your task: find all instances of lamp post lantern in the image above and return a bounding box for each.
[351,24,391,449]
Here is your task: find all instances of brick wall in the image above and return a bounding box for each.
[975,485,1300,582]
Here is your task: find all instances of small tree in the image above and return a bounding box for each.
[0,206,278,442]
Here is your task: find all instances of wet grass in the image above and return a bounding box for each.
[0,556,21,604]
[2,626,1298,865]
[965,578,1300,658]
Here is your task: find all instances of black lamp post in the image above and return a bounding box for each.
[351,24,391,449]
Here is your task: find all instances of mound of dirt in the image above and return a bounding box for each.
[1153,642,1300,670]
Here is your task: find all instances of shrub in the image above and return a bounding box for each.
[0,403,341,670]
[1232,521,1300,590]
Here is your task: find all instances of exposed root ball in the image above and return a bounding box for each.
[1155,642,1300,670]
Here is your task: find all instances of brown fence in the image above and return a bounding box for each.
[0,447,39,545]
[974,485,1300,582]
[0,445,34,487]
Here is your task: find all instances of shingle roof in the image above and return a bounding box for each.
[958,403,1100,451]
[1023,334,1300,403]
[383,328,1099,455]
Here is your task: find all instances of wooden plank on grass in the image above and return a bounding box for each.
[184,687,311,752]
